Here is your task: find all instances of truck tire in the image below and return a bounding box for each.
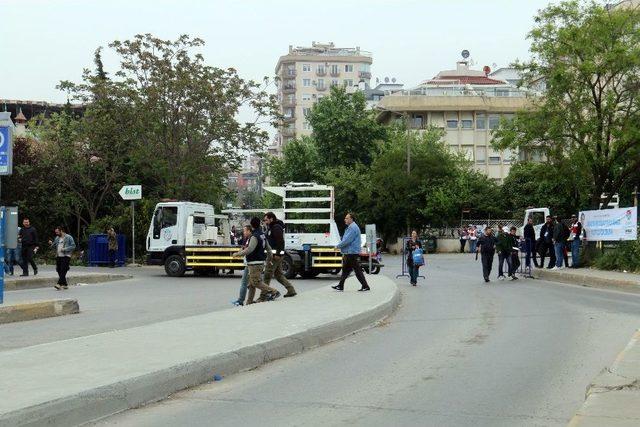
[165,255,186,277]
[301,269,320,279]
[281,255,296,280]
[371,265,381,274]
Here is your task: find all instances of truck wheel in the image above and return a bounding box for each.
[281,255,296,280]
[165,255,186,277]
[371,265,381,274]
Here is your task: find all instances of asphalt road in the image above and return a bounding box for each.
[94,254,640,427]
[0,265,332,351]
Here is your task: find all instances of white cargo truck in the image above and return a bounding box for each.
[145,183,383,277]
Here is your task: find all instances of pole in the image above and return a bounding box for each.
[131,201,135,265]
[0,207,5,304]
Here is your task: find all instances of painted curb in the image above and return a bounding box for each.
[0,277,400,427]
[4,274,132,291]
[534,269,640,293]
[0,299,79,324]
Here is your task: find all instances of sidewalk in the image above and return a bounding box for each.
[534,267,640,293]
[0,275,399,427]
[3,267,132,291]
[569,330,640,426]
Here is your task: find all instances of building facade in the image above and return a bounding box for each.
[377,61,536,183]
[273,42,372,153]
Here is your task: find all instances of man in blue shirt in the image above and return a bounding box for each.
[332,213,370,291]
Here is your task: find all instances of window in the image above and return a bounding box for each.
[161,207,178,228]
[345,64,353,72]
[286,66,295,76]
[489,115,501,130]
[303,79,311,87]
[446,120,458,129]
[461,119,473,129]
[488,156,501,164]
[344,79,353,87]
[476,113,486,129]
[503,149,515,163]
[303,121,312,130]
[475,147,486,164]
[317,65,325,74]
[302,93,311,101]
[496,89,509,97]
[317,78,325,89]
[359,63,371,72]
[331,79,339,87]
[330,64,339,75]
[303,107,311,117]
[284,108,294,118]
[411,115,424,129]
[303,64,311,72]
[430,112,445,128]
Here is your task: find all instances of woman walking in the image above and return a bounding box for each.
[49,226,76,290]
[107,227,118,268]
[405,230,424,286]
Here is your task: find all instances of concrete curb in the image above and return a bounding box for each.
[4,273,132,291]
[534,269,640,293]
[0,299,79,324]
[568,329,640,426]
[0,276,400,427]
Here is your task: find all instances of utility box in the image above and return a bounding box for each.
[3,207,18,249]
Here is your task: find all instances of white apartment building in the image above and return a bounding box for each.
[273,42,373,153]
[377,61,538,183]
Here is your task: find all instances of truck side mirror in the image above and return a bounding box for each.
[153,209,162,239]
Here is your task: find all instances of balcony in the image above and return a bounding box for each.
[330,69,340,77]
[283,70,297,78]
[282,127,295,137]
[316,68,326,77]
[358,71,371,79]
[316,84,327,92]
[282,98,296,107]
[283,115,295,122]
[282,85,296,94]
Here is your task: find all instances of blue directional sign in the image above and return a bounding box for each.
[0,126,12,175]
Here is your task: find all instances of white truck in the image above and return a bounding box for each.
[145,183,383,278]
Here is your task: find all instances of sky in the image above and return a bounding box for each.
[1,0,558,104]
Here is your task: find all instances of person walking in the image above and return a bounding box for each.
[496,224,512,280]
[539,216,557,269]
[458,227,468,253]
[332,213,370,292]
[468,225,478,253]
[18,218,39,276]
[232,217,279,304]
[107,227,119,268]
[476,226,497,283]
[405,230,424,286]
[552,216,565,270]
[49,226,76,290]
[568,214,583,268]
[4,226,21,276]
[507,226,521,280]
[231,225,252,306]
[262,212,297,298]
[523,217,539,269]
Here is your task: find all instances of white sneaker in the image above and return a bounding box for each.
[498,275,505,281]
[550,267,559,270]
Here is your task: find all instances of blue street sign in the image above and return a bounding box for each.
[0,126,13,175]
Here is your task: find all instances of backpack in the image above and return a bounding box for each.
[412,247,425,266]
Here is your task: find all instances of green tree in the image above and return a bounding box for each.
[307,86,386,169]
[493,1,640,208]
[267,136,322,185]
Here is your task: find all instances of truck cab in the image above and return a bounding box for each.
[146,202,227,274]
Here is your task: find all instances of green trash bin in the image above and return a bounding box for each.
[426,236,437,253]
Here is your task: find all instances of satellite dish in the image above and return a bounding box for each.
[461,49,470,59]
[384,77,390,83]
[391,77,396,83]
[483,65,491,76]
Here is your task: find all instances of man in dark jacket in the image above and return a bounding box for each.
[262,212,297,298]
[539,216,556,269]
[476,226,497,283]
[523,217,539,269]
[552,216,565,269]
[18,218,39,276]
[496,225,512,280]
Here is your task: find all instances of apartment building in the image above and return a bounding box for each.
[273,42,373,153]
[377,61,537,183]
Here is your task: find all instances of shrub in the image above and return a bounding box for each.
[593,241,640,272]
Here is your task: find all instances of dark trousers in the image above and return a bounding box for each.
[408,263,420,284]
[524,239,538,268]
[459,239,466,253]
[498,251,511,277]
[509,252,520,276]
[338,254,369,288]
[481,251,494,280]
[21,245,38,275]
[56,256,71,285]
[108,249,117,267]
[540,241,556,268]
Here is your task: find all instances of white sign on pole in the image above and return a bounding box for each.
[579,207,637,241]
[118,185,142,200]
